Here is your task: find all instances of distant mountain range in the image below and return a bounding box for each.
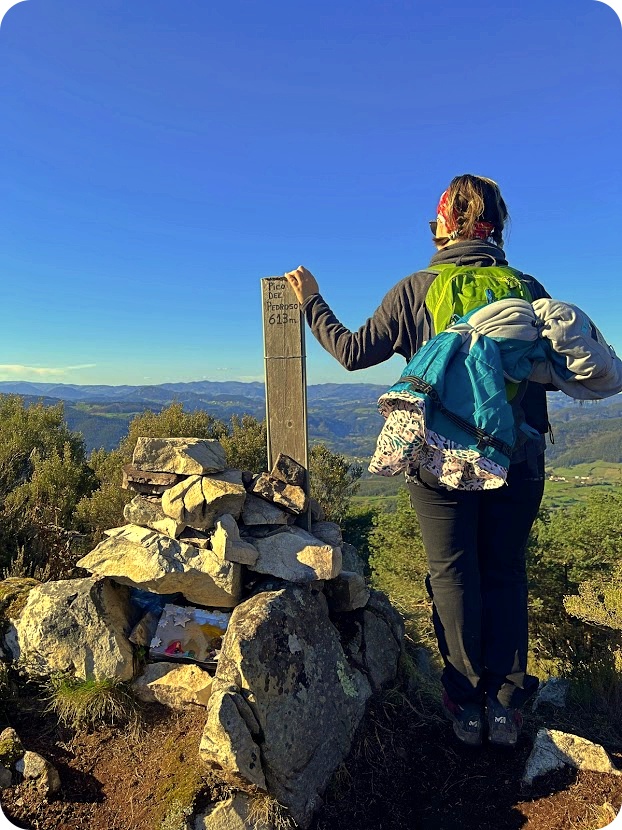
[0,380,620,465]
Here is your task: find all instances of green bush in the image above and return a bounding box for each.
[527,492,622,678]
[367,488,433,649]
[309,444,362,524]
[0,396,94,575]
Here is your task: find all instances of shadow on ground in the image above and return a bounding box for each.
[312,689,622,830]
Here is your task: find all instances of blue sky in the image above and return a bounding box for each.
[0,0,620,387]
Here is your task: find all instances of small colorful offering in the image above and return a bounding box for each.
[149,603,231,667]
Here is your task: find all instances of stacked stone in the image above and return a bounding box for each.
[2,437,403,829]
[69,439,369,707]
[77,437,364,609]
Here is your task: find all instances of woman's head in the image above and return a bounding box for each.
[433,174,509,247]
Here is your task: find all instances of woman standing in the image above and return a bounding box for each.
[285,174,548,747]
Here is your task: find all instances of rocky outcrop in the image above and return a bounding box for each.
[8,577,135,681]
[4,439,404,830]
[200,585,372,828]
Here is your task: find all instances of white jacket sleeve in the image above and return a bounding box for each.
[528,299,622,400]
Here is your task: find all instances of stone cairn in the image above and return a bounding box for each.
[2,437,404,828]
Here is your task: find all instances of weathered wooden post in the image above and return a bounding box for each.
[261,276,309,500]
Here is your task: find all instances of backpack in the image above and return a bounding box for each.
[425,263,533,334]
[425,263,533,401]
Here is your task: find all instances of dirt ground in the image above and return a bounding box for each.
[2,685,622,830]
[313,691,622,830]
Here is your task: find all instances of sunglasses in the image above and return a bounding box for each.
[429,219,449,244]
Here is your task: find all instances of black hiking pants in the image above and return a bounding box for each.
[407,454,545,709]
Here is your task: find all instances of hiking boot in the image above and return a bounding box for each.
[442,690,483,746]
[486,696,523,747]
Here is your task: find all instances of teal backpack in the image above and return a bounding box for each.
[425,263,533,400]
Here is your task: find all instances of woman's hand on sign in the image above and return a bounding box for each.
[284,266,319,304]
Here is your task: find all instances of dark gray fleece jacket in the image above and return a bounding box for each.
[301,240,551,441]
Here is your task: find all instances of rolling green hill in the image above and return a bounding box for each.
[1,383,620,475]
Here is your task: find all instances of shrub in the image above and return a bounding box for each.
[220,414,267,472]
[309,444,362,524]
[562,563,622,737]
[0,397,93,574]
[527,494,622,678]
[367,488,433,650]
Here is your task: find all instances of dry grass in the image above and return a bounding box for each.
[246,792,296,830]
[47,673,141,733]
[569,801,620,830]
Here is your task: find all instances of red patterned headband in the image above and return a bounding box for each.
[436,189,495,241]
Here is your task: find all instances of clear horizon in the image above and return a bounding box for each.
[1,1,620,388]
[0,377,390,389]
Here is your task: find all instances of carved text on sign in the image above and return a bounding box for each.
[265,280,299,325]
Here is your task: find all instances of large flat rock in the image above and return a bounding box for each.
[249,527,341,583]
[122,464,181,495]
[78,525,242,608]
[132,437,227,476]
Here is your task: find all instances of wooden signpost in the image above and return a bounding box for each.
[261,276,309,490]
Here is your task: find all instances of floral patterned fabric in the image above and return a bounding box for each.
[369,393,508,490]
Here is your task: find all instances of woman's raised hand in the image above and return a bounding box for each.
[284,266,319,304]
